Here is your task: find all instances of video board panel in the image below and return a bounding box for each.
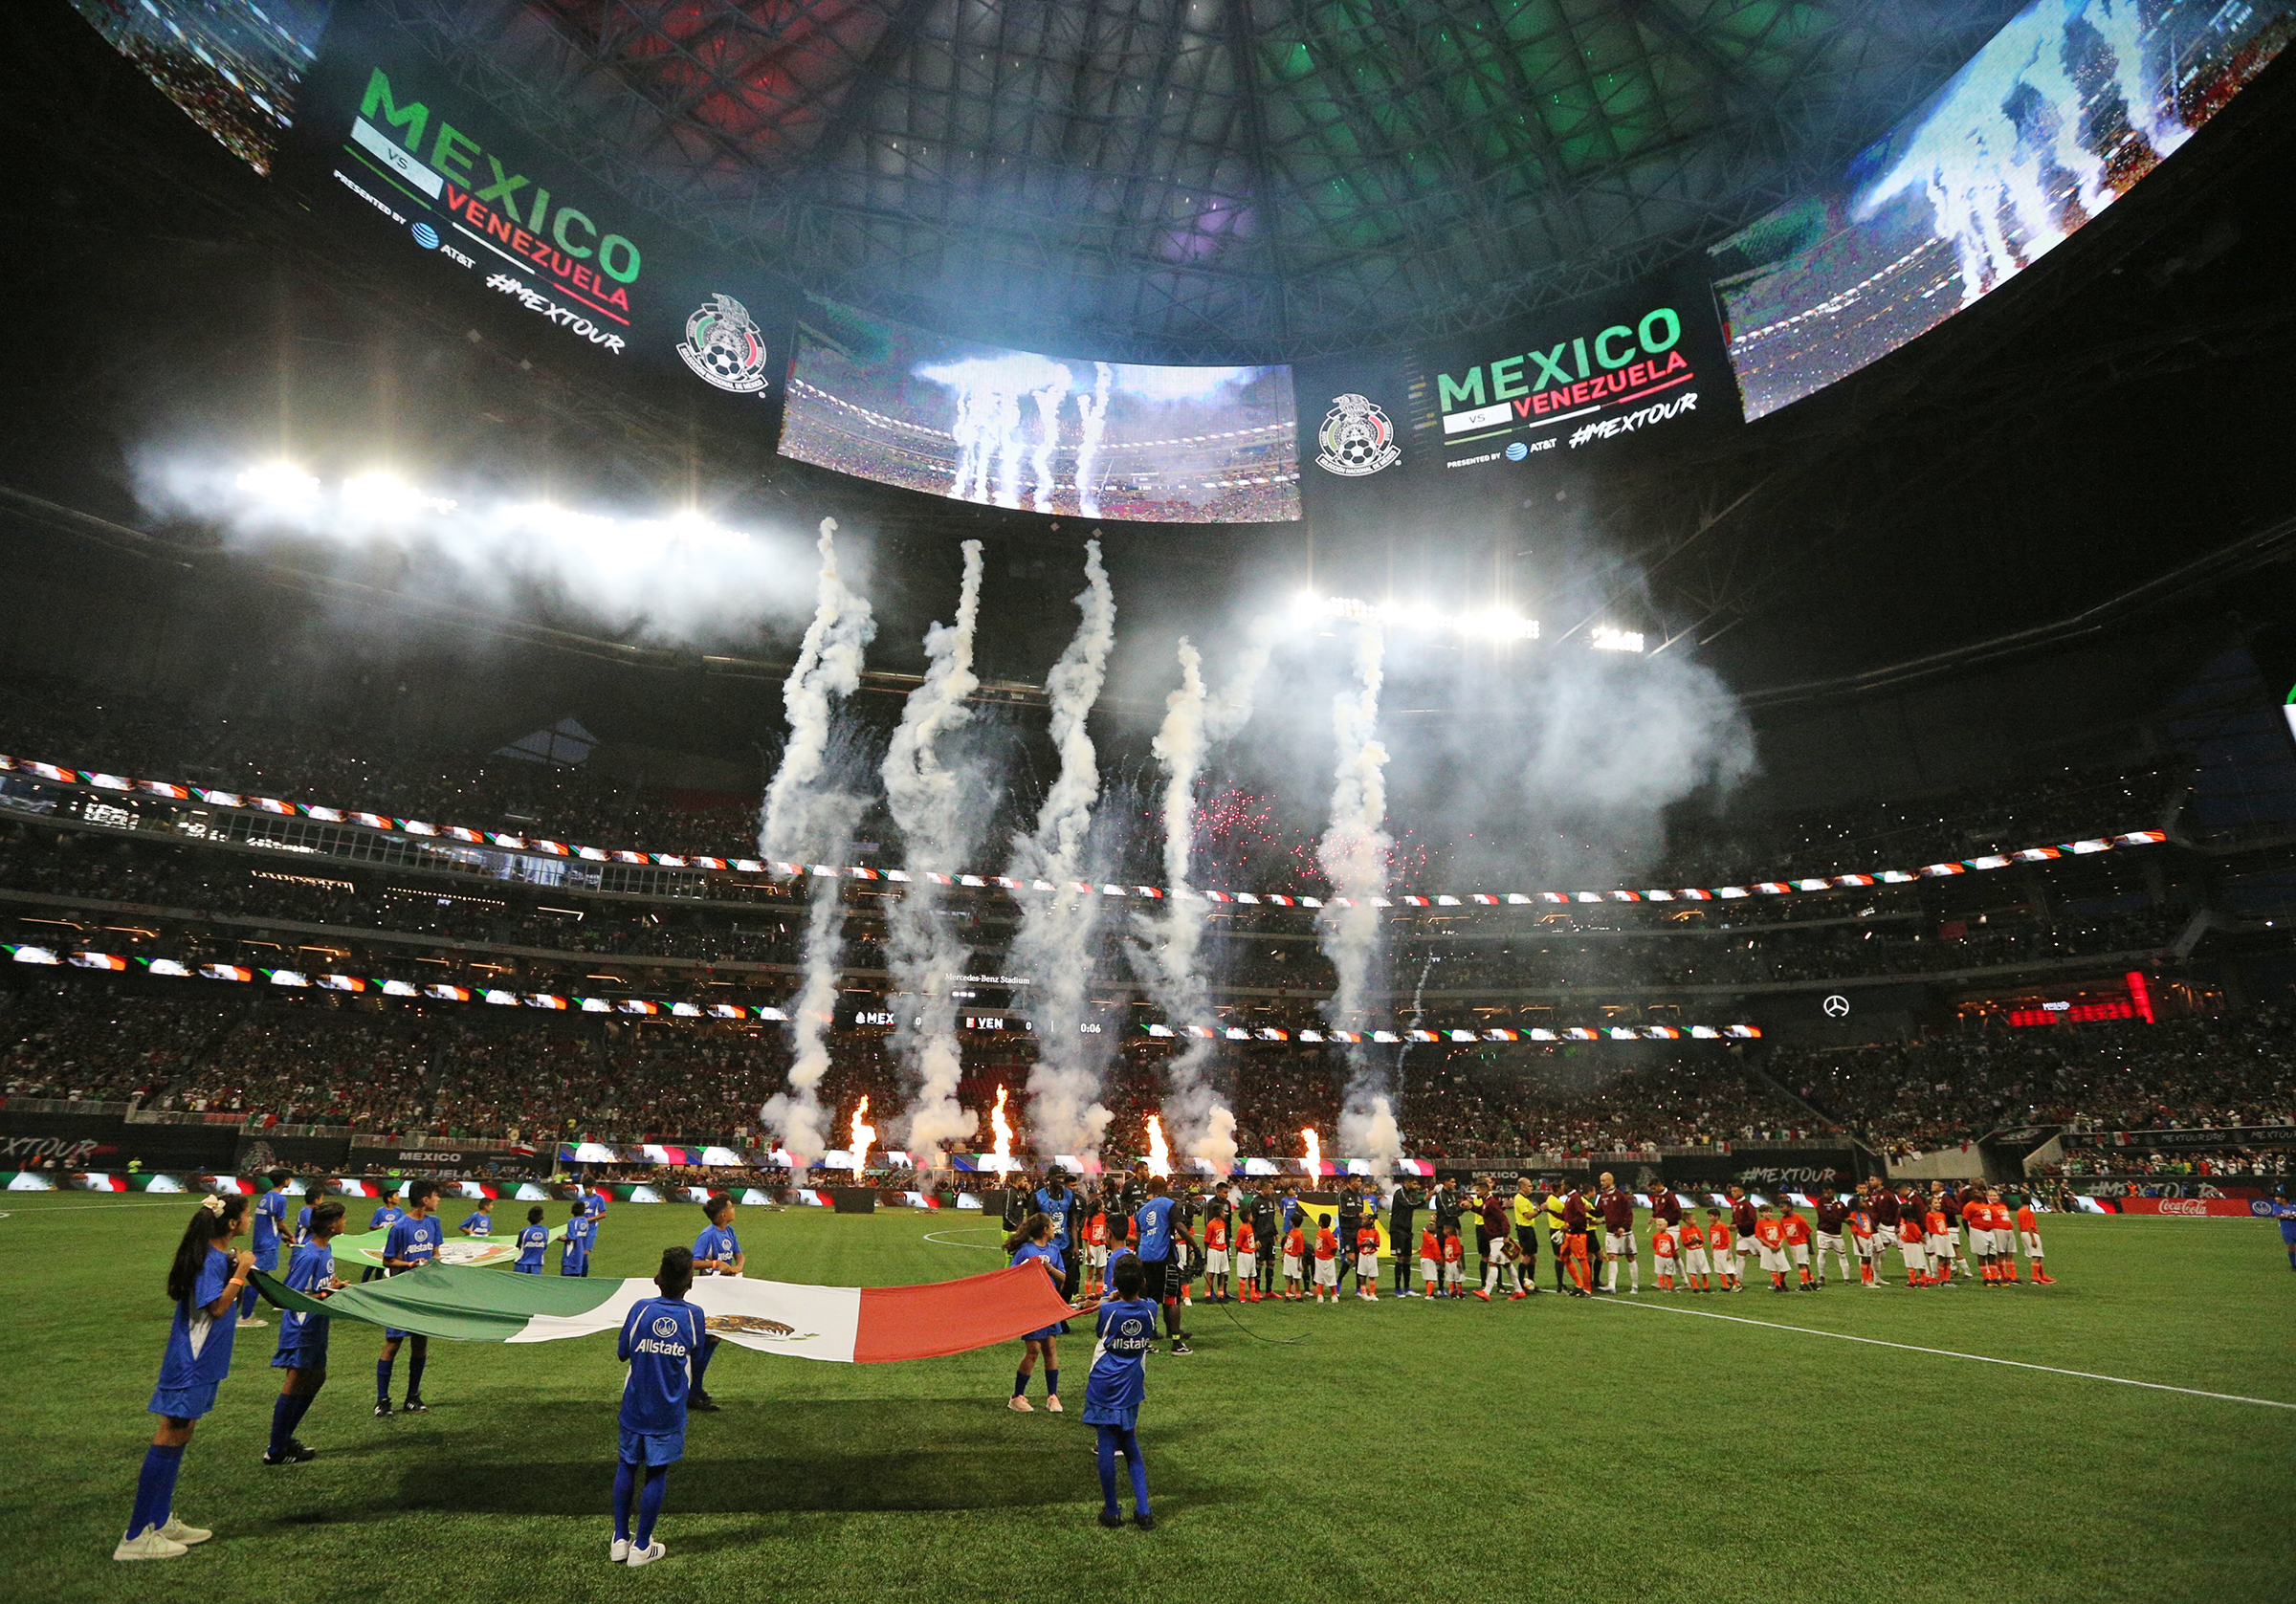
[1713,0,2296,421]
[69,0,334,174]
[780,300,1301,524]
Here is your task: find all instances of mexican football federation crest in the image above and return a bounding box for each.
[1316,393,1401,476]
[677,294,770,393]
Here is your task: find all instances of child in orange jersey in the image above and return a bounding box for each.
[1354,1223,1380,1301]
[1847,1200,1879,1288]
[1418,1226,1441,1301]
[1234,1218,1260,1303]
[1923,1200,1961,1284]
[1651,1222,1679,1291]
[1312,1220,1340,1304]
[1281,1222,1307,1301]
[1678,1213,1711,1292]
[1442,1229,1466,1298]
[1203,1213,1231,1304]
[1779,1202,1815,1290]
[1754,1206,1791,1292]
[2012,1194,2054,1284]
[1085,1210,1109,1297]
[1897,1211,1929,1286]
[1706,1211,1735,1292]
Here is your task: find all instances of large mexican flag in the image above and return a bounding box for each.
[253,1262,1082,1363]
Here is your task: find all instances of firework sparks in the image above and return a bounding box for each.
[1300,1127,1322,1179]
[849,1095,875,1174]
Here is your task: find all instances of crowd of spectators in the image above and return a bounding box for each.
[1771,1009,2296,1154]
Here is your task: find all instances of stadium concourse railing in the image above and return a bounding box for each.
[0,753,2172,914]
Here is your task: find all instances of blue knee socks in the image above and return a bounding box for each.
[268,1391,317,1456]
[125,1442,184,1538]
[1046,1367,1059,1397]
[612,1459,638,1543]
[1012,1368,1030,1398]
[636,1465,668,1547]
[1094,1427,1149,1516]
[376,1358,393,1403]
[406,1348,427,1402]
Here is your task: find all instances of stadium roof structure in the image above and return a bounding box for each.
[378,0,2027,362]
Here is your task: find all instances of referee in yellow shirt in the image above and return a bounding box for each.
[1511,1178,1545,1295]
[1540,1182,1571,1292]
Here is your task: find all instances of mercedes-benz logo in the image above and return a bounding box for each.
[1821,995,1850,1019]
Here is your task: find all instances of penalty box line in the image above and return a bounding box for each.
[1595,1293,2296,1411]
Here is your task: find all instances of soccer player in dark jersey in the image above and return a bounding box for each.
[688,1196,743,1413]
[1034,1167,1082,1300]
[1813,1190,1852,1286]
[612,1246,703,1568]
[116,1196,252,1562]
[375,1178,444,1417]
[1133,1176,1194,1354]
[1336,1181,1364,1294]
[1387,1179,1420,1296]
[1597,1175,1637,1294]
[1250,1188,1279,1295]
[1561,1187,1593,1295]
[1728,1185,1759,1288]
[266,1199,345,1465]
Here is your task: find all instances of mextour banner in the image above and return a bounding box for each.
[1295,271,1740,537]
[253,1262,1081,1363]
[277,1,794,435]
[326,1222,568,1270]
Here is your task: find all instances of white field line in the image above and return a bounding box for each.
[1597,1293,2295,1409]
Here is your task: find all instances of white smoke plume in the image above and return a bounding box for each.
[1074,363,1113,518]
[135,457,817,645]
[881,539,988,1163]
[1316,620,1400,1174]
[1134,619,1279,1170]
[757,520,876,1167]
[1010,539,1118,1156]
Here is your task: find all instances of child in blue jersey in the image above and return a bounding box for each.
[362,1187,404,1282]
[240,1170,292,1327]
[1004,1212,1068,1414]
[562,1199,595,1277]
[375,1179,445,1417]
[294,1178,330,1246]
[115,1195,254,1562]
[611,1245,703,1568]
[458,1198,495,1237]
[266,1199,346,1465]
[1085,1253,1158,1529]
[514,1205,550,1272]
[687,1197,744,1412]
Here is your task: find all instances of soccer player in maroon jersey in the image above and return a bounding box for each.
[1596,1174,1638,1294]
[1560,1187,1593,1296]
[1813,1189,1852,1287]
[1727,1186,1759,1291]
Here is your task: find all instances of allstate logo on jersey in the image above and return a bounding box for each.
[651,1315,680,1338]
[676,294,770,394]
[1316,393,1401,477]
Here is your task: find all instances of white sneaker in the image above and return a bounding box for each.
[114,1526,188,1562]
[236,1317,269,1329]
[627,1541,666,1568]
[158,1515,212,1545]
[1045,1395,1063,1413]
[1006,1395,1033,1412]
[610,1538,629,1563]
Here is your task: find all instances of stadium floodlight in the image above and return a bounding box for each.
[342,471,457,520]
[234,462,321,508]
[1590,626,1645,652]
[1309,593,1539,641]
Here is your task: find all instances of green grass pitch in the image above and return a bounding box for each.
[3,1197,2291,1604]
